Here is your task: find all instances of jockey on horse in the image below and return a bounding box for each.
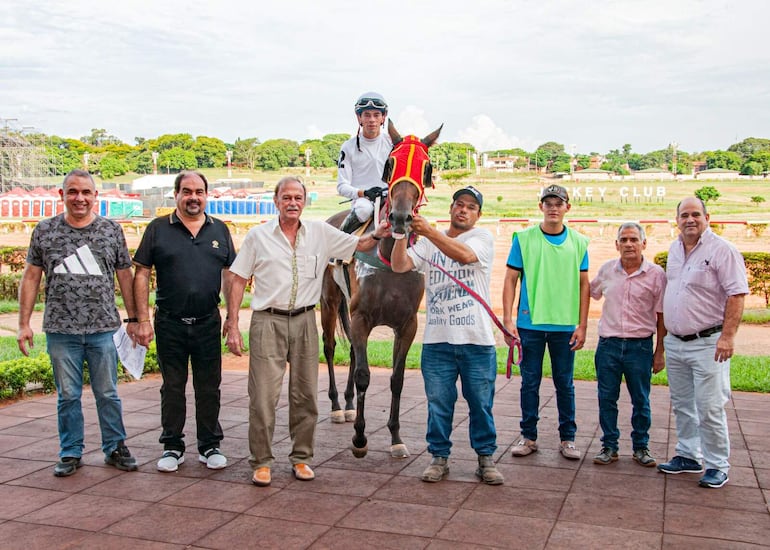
[337,92,392,234]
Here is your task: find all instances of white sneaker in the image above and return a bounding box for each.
[157,450,184,472]
[199,448,227,470]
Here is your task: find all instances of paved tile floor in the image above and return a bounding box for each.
[0,366,769,549]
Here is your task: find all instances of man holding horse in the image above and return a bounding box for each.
[336,91,392,234]
[502,184,590,461]
[392,185,504,485]
[224,176,387,487]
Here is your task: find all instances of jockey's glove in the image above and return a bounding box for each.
[364,186,387,202]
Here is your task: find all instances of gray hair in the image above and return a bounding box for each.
[274,176,307,199]
[616,222,646,241]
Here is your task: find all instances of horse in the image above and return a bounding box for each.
[320,120,442,458]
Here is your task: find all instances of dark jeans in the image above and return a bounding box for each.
[155,309,223,455]
[595,336,653,451]
[518,328,576,442]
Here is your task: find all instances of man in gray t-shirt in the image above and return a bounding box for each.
[18,170,139,477]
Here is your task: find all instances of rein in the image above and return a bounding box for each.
[410,246,523,378]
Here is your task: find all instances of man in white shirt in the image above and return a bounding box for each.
[224,176,386,487]
[392,186,503,485]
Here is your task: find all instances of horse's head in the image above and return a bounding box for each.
[382,120,442,239]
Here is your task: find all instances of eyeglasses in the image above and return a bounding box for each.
[355,98,387,110]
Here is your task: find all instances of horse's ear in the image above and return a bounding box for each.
[422,124,443,148]
[381,157,394,184]
[423,162,434,189]
[388,119,402,146]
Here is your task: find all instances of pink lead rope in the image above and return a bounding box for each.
[411,246,523,378]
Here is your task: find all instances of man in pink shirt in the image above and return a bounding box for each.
[590,222,666,467]
[657,197,748,489]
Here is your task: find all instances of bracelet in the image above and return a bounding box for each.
[372,235,381,241]
[138,319,151,323]
[123,317,138,323]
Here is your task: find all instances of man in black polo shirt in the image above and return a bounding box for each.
[133,171,236,472]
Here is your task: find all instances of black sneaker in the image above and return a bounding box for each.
[657,455,703,474]
[53,456,82,477]
[105,441,138,471]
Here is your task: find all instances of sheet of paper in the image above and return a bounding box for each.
[113,325,147,380]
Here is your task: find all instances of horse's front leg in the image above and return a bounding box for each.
[388,316,418,458]
[350,320,372,458]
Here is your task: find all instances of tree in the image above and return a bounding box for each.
[694,186,721,204]
[255,139,300,170]
[576,154,591,169]
[745,151,770,173]
[80,128,122,147]
[98,154,129,179]
[705,150,742,171]
[299,140,335,168]
[430,142,475,171]
[158,147,197,172]
[149,133,194,152]
[531,141,564,172]
[192,136,227,168]
[126,150,154,174]
[750,196,766,206]
[45,140,82,175]
[232,137,261,170]
[551,153,572,173]
[727,137,770,159]
[742,161,765,176]
[321,133,350,165]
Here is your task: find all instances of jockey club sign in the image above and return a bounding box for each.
[545,185,668,201]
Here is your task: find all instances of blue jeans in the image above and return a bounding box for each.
[518,328,576,441]
[421,343,498,457]
[46,331,127,458]
[595,336,653,451]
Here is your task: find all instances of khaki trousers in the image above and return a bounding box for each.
[247,309,319,469]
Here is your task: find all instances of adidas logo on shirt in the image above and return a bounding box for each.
[53,245,104,275]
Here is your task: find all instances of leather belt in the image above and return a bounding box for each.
[672,325,722,342]
[157,308,216,325]
[261,305,315,317]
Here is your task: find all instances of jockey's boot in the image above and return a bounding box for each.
[340,211,364,234]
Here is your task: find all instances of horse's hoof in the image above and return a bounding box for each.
[344,410,356,422]
[351,444,368,459]
[330,410,345,424]
[390,444,409,458]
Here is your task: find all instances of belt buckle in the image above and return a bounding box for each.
[180,317,196,325]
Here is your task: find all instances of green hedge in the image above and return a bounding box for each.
[0,341,160,400]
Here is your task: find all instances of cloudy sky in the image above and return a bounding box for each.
[2,0,768,155]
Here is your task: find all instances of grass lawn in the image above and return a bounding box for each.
[326,339,770,393]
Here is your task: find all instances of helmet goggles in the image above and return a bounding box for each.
[355,97,388,114]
